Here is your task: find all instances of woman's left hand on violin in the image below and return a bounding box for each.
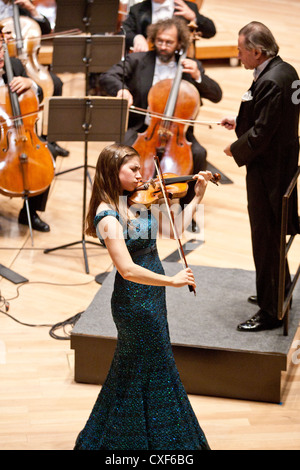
[193,170,213,198]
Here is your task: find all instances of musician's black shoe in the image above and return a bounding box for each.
[50,142,70,157]
[186,220,200,233]
[18,210,50,232]
[237,310,283,332]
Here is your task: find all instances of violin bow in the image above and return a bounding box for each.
[130,105,221,128]
[153,156,196,296]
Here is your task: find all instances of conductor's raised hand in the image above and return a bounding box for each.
[220,117,236,130]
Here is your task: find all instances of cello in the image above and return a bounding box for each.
[0,0,54,101]
[132,46,200,181]
[0,36,55,200]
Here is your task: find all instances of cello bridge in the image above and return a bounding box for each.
[158,129,173,138]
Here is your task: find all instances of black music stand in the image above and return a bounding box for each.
[50,34,124,181]
[51,34,125,96]
[43,97,128,274]
[55,0,120,35]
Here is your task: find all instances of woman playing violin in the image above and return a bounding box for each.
[74,143,212,450]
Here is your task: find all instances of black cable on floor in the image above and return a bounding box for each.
[0,279,95,340]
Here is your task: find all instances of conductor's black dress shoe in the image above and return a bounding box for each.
[18,210,50,232]
[50,142,70,157]
[237,310,282,332]
[186,219,200,233]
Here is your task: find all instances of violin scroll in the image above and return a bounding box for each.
[210,172,221,185]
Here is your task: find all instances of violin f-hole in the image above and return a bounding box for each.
[2,129,12,152]
[145,122,159,141]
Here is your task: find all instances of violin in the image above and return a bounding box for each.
[0,1,54,101]
[0,36,55,198]
[128,172,221,207]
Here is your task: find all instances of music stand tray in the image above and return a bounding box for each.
[46,97,128,142]
[55,0,120,34]
[44,34,124,160]
[52,35,125,74]
[51,35,125,95]
[43,97,128,274]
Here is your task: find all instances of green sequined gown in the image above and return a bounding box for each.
[74,210,210,450]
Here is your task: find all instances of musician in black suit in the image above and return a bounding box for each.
[122,0,216,52]
[0,0,69,157]
[0,41,54,232]
[221,22,300,332]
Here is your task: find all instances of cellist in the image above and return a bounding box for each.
[99,17,222,229]
[0,0,69,157]
[0,35,51,231]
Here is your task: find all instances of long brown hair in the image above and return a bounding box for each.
[86,143,140,237]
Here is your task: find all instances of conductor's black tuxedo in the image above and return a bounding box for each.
[231,55,300,318]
